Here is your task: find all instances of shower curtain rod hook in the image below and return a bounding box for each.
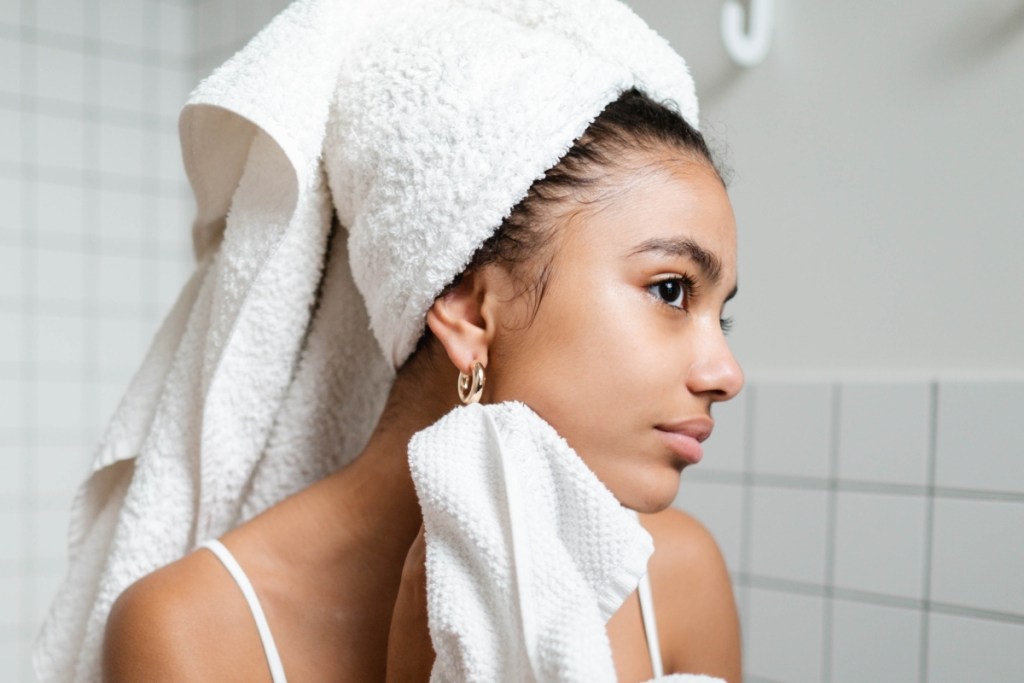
[721,0,774,67]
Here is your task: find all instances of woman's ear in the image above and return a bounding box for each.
[425,271,491,374]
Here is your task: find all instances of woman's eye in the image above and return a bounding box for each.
[648,278,687,309]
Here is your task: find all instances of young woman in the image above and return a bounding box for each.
[101,86,743,683]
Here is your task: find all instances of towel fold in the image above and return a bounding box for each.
[33,3,396,676]
[409,402,724,683]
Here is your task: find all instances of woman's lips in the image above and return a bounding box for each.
[654,420,712,466]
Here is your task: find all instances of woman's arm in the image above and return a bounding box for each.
[643,507,742,683]
[102,554,266,683]
[102,570,201,682]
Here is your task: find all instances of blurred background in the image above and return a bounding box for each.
[1,0,1021,681]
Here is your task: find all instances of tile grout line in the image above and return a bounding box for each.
[146,0,165,330]
[0,303,177,332]
[682,467,1024,503]
[737,386,755,673]
[0,94,182,133]
[0,22,192,70]
[18,0,37,675]
[0,232,195,262]
[918,380,939,683]
[821,382,842,683]
[0,162,190,198]
[924,600,1024,626]
[190,0,203,80]
[731,571,1024,625]
[82,0,101,504]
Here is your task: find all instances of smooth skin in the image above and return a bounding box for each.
[103,150,743,682]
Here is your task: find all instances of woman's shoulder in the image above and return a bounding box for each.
[102,545,270,683]
[640,506,742,683]
[641,505,728,573]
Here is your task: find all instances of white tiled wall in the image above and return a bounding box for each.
[749,485,830,585]
[830,600,921,683]
[194,0,287,75]
[927,613,1024,683]
[0,0,197,679]
[935,382,1024,493]
[751,382,834,480]
[837,382,931,486]
[745,588,825,683]
[930,497,1024,617]
[676,378,1024,683]
[833,491,927,599]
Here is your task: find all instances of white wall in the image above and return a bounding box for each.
[628,0,1024,376]
[194,0,285,75]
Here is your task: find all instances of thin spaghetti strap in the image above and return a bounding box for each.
[637,568,664,678]
[198,539,289,683]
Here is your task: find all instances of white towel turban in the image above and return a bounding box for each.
[323,0,700,367]
[34,1,700,680]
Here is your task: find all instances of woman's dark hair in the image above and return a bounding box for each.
[410,87,725,359]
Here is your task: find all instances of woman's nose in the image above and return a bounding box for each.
[686,326,744,402]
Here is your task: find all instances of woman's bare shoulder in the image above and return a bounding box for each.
[640,506,742,683]
[641,506,731,576]
[102,547,267,683]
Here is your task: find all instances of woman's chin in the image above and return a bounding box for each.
[625,495,675,515]
[612,466,683,514]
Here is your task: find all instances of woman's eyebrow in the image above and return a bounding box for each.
[626,236,722,285]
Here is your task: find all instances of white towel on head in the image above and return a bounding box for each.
[326,0,700,367]
[409,401,724,682]
[32,0,703,680]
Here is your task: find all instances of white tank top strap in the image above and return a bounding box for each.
[198,539,289,683]
[637,563,664,678]
[197,535,660,682]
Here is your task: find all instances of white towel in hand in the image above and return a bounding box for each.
[409,402,724,683]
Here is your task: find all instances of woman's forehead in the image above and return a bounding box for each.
[553,161,737,268]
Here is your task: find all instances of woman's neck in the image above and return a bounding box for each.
[251,354,459,579]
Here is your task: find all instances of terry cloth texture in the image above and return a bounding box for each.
[408,402,724,682]
[32,1,701,681]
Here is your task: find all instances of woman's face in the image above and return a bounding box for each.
[485,153,743,513]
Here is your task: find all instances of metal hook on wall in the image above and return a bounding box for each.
[721,0,774,67]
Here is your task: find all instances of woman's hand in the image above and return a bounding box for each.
[385,523,435,682]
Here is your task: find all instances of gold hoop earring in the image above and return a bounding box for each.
[457,361,486,405]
